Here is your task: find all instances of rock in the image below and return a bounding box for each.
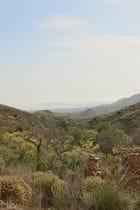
[84,154,102,177]
[121,147,140,188]
[121,148,140,174]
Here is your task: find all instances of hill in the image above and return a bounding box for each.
[29,93,140,119]
[0,104,71,143]
[74,93,140,118]
[0,103,139,209]
[0,104,36,132]
[89,103,140,143]
[0,104,56,134]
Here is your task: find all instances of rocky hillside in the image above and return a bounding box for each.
[89,103,140,143]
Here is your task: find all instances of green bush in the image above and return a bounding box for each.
[32,171,66,208]
[0,176,32,205]
[61,148,88,170]
[96,122,126,155]
[83,177,129,210]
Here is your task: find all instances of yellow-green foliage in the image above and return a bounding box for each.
[83,177,129,210]
[0,132,37,168]
[61,148,88,170]
[0,176,32,205]
[72,129,97,149]
[32,171,66,200]
[84,176,105,192]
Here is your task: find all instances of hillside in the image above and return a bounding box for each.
[68,93,140,118]
[0,104,73,144]
[89,103,140,141]
[1,101,140,139]
[0,104,37,132]
[0,104,57,135]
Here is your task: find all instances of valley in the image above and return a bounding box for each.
[0,98,140,210]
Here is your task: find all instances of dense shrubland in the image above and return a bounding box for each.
[0,105,139,209]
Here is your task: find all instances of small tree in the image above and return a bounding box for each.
[72,129,97,149]
[96,123,125,156]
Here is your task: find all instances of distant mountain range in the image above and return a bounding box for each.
[75,93,140,118]
[29,102,101,113]
[1,93,140,120]
[50,93,140,118]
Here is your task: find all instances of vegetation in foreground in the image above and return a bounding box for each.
[0,103,139,209]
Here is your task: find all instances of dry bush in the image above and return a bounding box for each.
[0,176,32,205]
[6,205,24,210]
[6,165,32,184]
[133,196,140,210]
[62,169,87,210]
[0,159,5,176]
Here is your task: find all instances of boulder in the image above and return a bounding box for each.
[84,154,101,177]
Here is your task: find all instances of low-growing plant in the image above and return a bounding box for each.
[61,148,88,170]
[0,176,32,205]
[83,177,130,210]
[32,171,66,208]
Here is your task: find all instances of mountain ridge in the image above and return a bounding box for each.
[73,93,140,118]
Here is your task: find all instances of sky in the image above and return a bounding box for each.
[0,0,140,109]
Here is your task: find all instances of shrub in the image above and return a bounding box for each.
[83,177,129,210]
[61,148,88,170]
[32,171,66,208]
[0,132,38,169]
[0,176,32,205]
[6,205,24,210]
[96,122,126,156]
[133,196,140,210]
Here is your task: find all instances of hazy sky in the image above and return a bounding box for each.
[0,0,140,108]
